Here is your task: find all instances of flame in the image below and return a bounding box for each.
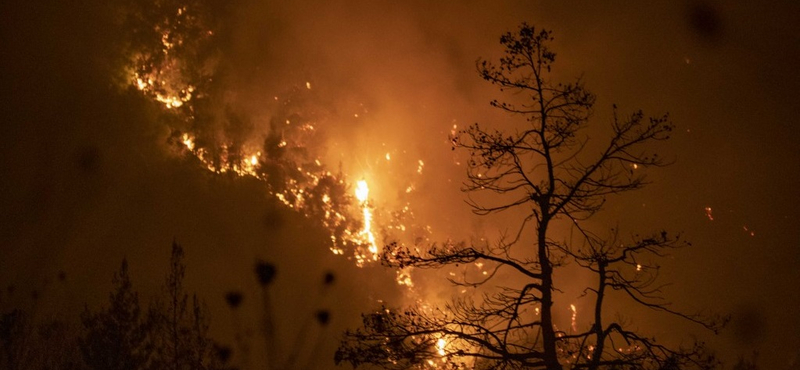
[123,1,438,288]
[355,180,370,202]
[436,338,446,356]
[129,23,427,282]
[704,206,714,221]
[182,133,195,151]
[355,180,379,263]
[570,304,577,332]
[131,27,197,111]
[166,105,418,274]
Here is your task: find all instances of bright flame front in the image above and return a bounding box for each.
[355,180,379,264]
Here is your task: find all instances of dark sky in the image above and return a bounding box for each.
[1,1,799,369]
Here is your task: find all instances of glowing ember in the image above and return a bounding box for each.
[182,133,195,151]
[436,338,446,356]
[396,268,414,287]
[704,206,714,221]
[570,304,577,332]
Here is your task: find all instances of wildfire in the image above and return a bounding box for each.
[181,133,195,151]
[355,180,379,264]
[134,74,193,110]
[166,110,425,276]
[127,17,430,284]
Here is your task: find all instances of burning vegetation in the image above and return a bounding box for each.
[121,0,435,283]
[5,1,729,369]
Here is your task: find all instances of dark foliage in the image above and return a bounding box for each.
[80,259,150,370]
[147,241,223,370]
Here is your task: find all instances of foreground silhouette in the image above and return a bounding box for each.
[337,23,725,370]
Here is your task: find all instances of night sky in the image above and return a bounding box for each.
[2,1,799,369]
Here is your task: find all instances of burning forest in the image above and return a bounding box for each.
[2,1,799,370]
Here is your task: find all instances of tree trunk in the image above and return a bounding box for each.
[589,262,607,370]
[538,220,562,370]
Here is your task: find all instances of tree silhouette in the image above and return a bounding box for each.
[78,243,225,370]
[337,23,723,370]
[0,309,83,370]
[80,259,150,370]
[0,309,32,370]
[147,241,221,370]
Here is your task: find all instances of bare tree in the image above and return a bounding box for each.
[337,23,723,370]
